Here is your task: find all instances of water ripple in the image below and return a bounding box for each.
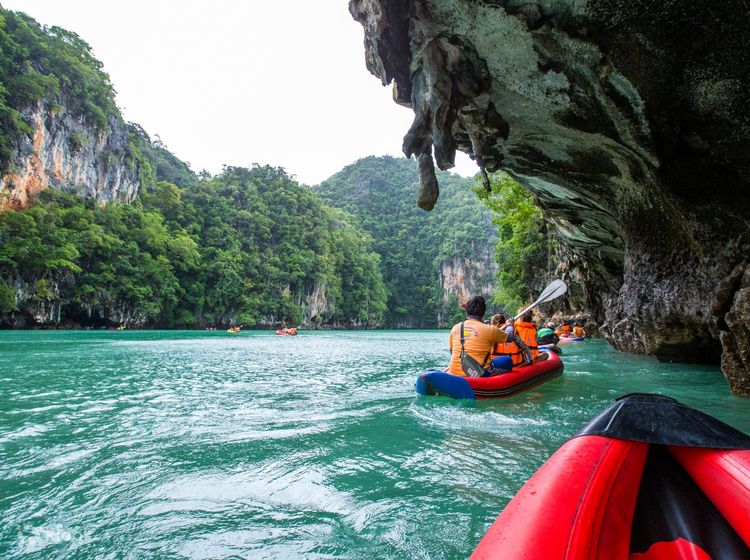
[1,331,749,559]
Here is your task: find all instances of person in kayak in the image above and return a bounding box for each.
[556,321,572,336]
[515,310,550,363]
[447,296,509,376]
[572,322,586,338]
[490,313,532,369]
[537,322,560,346]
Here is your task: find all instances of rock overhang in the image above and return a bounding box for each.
[350,0,750,393]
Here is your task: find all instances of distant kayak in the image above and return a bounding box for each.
[471,394,750,559]
[416,352,563,400]
[226,327,241,333]
[275,327,297,336]
[558,335,585,344]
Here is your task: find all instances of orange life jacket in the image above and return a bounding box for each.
[572,326,585,338]
[556,324,572,336]
[514,321,539,359]
[491,338,525,366]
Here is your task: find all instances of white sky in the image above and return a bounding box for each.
[4,0,479,185]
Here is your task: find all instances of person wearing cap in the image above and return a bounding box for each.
[447,296,509,376]
[537,321,559,346]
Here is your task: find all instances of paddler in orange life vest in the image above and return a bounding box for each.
[556,321,572,337]
[490,314,534,367]
[447,296,512,376]
[572,322,586,338]
[490,313,532,368]
[514,309,550,364]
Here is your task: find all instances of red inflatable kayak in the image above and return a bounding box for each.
[416,352,563,399]
[472,394,750,559]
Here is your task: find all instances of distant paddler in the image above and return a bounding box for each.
[556,321,573,337]
[537,321,562,354]
[537,322,560,346]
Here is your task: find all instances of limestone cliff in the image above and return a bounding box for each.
[350,0,750,393]
[0,98,141,210]
[438,246,497,322]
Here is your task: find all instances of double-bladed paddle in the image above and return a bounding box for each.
[513,279,568,321]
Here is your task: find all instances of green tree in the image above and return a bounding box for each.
[0,283,16,313]
[473,172,555,312]
[314,156,497,327]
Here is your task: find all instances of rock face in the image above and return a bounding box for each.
[350,0,750,393]
[0,99,141,210]
[438,249,497,320]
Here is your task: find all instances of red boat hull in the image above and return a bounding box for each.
[466,352,564,399]
[416,352,563,399]
[471,394,750,559]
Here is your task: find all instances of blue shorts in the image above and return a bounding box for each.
[482,355,513,376]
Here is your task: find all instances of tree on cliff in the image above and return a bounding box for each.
[0,8,119,171]
[314,155,497,328]
[474,172,556,312]
[0,165,388,329]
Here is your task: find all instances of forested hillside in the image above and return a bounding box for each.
[314,156,497,327]
[0,163,387,328]
[0,6,388,329]
[0,8,120,171]
[474,172,561,313]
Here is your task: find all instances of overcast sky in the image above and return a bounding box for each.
[4,0,479,185]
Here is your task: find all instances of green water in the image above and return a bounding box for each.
[1,330,749,559]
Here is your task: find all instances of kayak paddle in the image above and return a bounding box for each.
[513,279,568,321]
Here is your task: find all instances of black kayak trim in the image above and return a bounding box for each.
[630,445,750,558]
[573,393,750,449]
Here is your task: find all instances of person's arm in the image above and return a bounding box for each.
[491,325,508,344]
[514,333,533,366]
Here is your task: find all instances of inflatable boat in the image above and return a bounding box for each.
[471,393,750,559]
[558,335,585,344]
[416,352,563,400]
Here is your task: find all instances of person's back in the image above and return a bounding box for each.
[447,297,506,376]
[537,327,554,339]
[572,324,585,338]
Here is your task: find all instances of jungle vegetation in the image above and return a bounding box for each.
[0,6,551,330]
[474,172,557,313]
[0,163,388,328]
[0,7,119,171]
[315,156,497,327]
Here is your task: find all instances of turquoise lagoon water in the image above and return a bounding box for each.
[1,330,749,559]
